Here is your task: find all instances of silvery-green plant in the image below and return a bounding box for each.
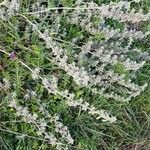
[0,0,149,149]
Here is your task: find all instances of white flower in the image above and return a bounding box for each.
[101,116,117,123]
[9,100,17,108]
[42,78,50,88]
[67,135,74,144]
[47,134,57,145]
[30,90,37,97]
[3,78,11,89]
[31,68,40,79]
[133,0,141,3]
[24,93,30,100]
[37,131,43,136]
[81,102,90,111]
[32,113,38,120]
[21,108,29,117]
[12,92,17,98]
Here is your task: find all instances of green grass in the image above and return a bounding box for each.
[0,0,150,150]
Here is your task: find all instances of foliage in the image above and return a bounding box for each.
[0,0,150,149]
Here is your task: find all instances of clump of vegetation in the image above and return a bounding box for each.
[0,0,150,149]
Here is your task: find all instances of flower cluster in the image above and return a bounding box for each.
[8,92,75,149]
[31,68,40,80]
[38,28,90,86]
[0,0,20,20]
[8,93,59,146]
[1,0,149,149]
[23,89,37,100]
[60,90,116,123]
[54,115,74,144]
[63,1,149,101]
[25,4,148,102]
[41,75,116,122]
[37,102,74,146]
